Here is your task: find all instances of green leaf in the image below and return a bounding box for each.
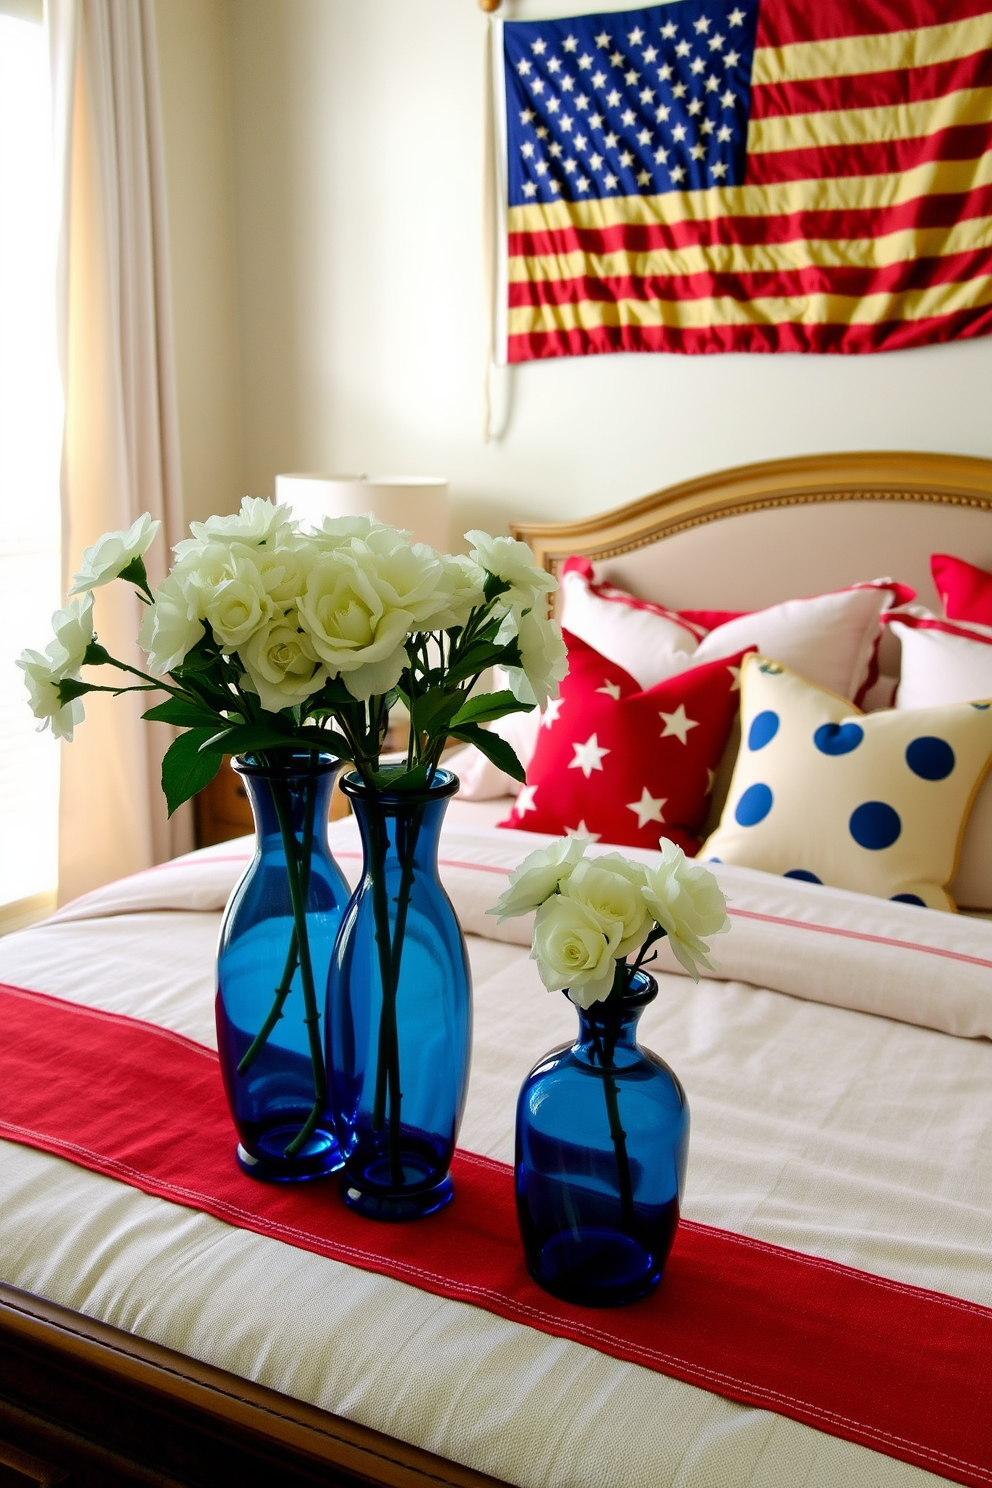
[198,722,296,757]
[142,697,223,729]
[450,690,532,729]
[448,722,526,783]
[161,729,223,816]
[410,689,462,737]
[296,724,352,758]
[483,573,511,603]
[57,677,97,704]
[369,763,430,792]
[444,640,517,688]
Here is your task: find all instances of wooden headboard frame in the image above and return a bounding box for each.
[510,451,992,578]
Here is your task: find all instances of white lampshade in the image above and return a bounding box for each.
[275,473,449,551]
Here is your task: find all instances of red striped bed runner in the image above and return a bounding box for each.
[1,982,990,1486]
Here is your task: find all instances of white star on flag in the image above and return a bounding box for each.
[569,733,610,777]
[727,664,741,690]
[565,820,601,841]
[515,784,538,816]
[627,788,667,829]
[659,705,699,744]
[541,697,564,727]
[596,680,622,700]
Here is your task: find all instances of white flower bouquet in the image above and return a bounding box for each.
[20,499,567,1174]
[19,498,567,808]
[490,834,730,1001]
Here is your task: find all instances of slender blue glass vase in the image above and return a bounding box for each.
[216,752,350,1181]
[515,971,689,1307]
[326,768,472,1221]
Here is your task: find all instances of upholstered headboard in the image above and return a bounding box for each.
[510,452,992,621]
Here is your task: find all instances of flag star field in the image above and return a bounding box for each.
[500,0,992,362]
[504,2,759,206]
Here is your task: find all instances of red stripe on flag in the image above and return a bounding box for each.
[508,247,992,309]
[756,0,992,49]
[507,183,992,258]
[2,981,992,1487]
[745,125,992,185]
[506,305,992,361]
[750,48,992,119]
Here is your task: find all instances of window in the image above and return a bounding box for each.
[0,8,62,928]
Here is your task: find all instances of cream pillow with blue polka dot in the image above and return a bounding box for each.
[701,655,992,911]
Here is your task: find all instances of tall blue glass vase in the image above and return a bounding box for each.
[326,768,472,1222]
[515,971,689,1307]
[216,752,350,1181]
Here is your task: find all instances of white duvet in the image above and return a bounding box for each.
[1,800,991,1488]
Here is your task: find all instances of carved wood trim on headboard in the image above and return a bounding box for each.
[510,452,992,576]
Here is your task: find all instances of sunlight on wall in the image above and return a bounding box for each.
[0,12,62,913]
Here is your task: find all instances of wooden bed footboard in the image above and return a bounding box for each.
[0,1283,510,1488]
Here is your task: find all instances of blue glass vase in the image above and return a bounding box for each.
[515,971,689,1306]
[326,768,472,1221]
[216,752,350,1181]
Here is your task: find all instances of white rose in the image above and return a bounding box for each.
[185,496,293,548]
[641,840,730,981]
[499,606,568,709]
[488,834,588,922]
[357,528,451,629]
[311,512,392,548]
[239,534,314,606]
[562,856,653,959]
[18,646,83,741]
[239,614,327,713]
[200,556,274,648]
[139,572,205,674]
[466,530,557,611]
[50,593,95,671]
[70,513,160,595]
[431,553,487,630]
[297,552,413,700]
[532,894,623,1007]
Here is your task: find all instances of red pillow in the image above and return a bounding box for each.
[931,553,992,626]
[499,631,750,852]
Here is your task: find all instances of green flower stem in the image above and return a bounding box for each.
[367,796,425,1190]
[236,759,320,1077]
[269,774,327,1160]
[589,974,636,1232]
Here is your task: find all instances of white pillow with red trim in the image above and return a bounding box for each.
[498,630,749,852]
[891,613,992,909]
[560,557,913,702]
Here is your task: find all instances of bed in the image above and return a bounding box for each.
[2,450,992,1488]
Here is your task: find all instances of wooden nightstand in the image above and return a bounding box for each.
[193,758,352,849]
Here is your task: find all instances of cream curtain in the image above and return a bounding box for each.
[47,0,191,902]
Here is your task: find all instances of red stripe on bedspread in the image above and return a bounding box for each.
[1,983,989,1487]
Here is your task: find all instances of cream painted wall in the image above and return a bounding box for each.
[183,0,992,540]
[154,0,243,526]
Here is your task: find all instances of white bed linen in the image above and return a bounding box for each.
[1,802,990,1488]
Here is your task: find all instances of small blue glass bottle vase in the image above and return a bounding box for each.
[515,971,689,1307]
[327,768,472,1221]
[216,752,350,1181]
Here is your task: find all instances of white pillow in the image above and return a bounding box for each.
[561,565,909,700]
[702,654,992,912]
[892,616,992,910]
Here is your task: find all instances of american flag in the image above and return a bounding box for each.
[500,0,992,361]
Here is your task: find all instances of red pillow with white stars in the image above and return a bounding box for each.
[499,630,751,852]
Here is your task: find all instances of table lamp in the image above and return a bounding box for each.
[275,474,449,551]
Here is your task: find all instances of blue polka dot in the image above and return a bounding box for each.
[850,801,901,850]
[736,783,773,827]
[785,869,822,884]
[813,722,864,756]
[748,711,779,751]
[891,893,926,907]
[906,736,955,781]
